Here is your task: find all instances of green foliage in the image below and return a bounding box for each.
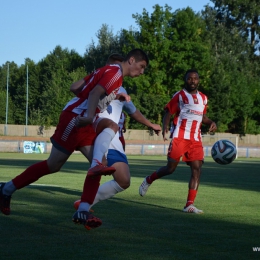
[211,0,260,51]
[202,6,260,134]
[0,3,259,134]
[122,5,211,96]
[128,92,169,129]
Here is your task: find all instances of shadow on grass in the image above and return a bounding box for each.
[0,185,259,260]
[0,157,260,194]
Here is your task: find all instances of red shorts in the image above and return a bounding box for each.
[167,138,204,162]
[50,111,97,155]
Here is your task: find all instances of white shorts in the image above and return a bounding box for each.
[107,132,128,166]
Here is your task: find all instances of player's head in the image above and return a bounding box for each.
[184,69,200,93]
[106,53,124,65]
[123,48,149,78]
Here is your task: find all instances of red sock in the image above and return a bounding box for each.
[146,171,159,184]
[12,160,50,189]
[185,189,197,207]
[81,175,101,204]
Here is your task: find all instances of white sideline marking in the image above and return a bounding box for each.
[28,184,61,187]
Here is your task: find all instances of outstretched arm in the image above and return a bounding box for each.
[129,110,161,135]
[162,109,172,141]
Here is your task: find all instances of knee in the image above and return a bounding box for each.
[166,165,176,174]
[107,121,119,133]
[120,182,130,190]
[47,161,62,173]
[116,179,130,190]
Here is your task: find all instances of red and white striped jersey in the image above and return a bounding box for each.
[165,89,208,141]
[63,64,122,116]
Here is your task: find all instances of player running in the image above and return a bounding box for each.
[139,69,217,213]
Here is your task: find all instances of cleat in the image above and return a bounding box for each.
[183,204,203,214]
[0,182,11,215]
[72,211,102,229]
[73,199,94,212]
[139,177,151,197]
[87,159,116,177]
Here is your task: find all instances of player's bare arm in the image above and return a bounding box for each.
[70,79,86,95]
[129,110,161,136]
[162,109,172,141]
[202,115,217,132]
[74,84,106,127]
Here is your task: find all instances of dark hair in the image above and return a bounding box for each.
[106,53,124,64]
[125,48,149,66]
[184,69,199,81]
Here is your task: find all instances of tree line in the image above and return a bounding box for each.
[0,1,260,135]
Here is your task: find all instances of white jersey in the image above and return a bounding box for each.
[98,86,136,124]
[98,86,136,165]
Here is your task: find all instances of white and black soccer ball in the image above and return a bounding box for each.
[211,140,237,165]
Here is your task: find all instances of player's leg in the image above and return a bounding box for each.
[139,138,187,196]
[0,110,80,215]
[87,118,119,176]
[90,162,130,208]
[72,131,103,229]
[0,146,70,215]
[74,164,129,210]
[74,134,129,211]
[183,140,204,214]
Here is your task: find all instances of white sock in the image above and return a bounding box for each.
[91,128,116,167]
[3,181,17,196]
[78,202,91,212]
[91,180,124,207]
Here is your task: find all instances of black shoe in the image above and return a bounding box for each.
[72,211,102,230]
[0,183,11,215]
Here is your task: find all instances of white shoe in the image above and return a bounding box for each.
[183,204,203,214]
[139,177,151,196]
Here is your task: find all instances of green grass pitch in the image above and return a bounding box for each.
[0,153,259,260]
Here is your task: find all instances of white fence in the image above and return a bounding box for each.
[0,140,260,158]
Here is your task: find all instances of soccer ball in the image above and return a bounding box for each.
[211,140,237,165]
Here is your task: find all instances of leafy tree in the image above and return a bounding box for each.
[84,24,124,72]
[202,6,259,134]
[117,5,212,128]
[37,46,85,126]
[211,0,260,53]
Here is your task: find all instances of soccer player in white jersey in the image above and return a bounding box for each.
[73,85,162,227]
[139,69,217,214]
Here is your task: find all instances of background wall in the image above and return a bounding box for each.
[1,124,260,146]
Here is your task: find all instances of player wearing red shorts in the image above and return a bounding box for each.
[139,69,217,213]
[0,49,149,229]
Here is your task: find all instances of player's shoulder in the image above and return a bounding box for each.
[171,90,182,99]
[95,64,121,73]
[198,91,208,99]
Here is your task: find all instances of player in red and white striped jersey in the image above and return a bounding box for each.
[0,50,149,229]
[139,69,217,214]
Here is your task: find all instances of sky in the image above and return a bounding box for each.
[0,0,212,66]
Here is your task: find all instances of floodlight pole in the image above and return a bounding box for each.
[4,63,9,135]
[25,64,29,136]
